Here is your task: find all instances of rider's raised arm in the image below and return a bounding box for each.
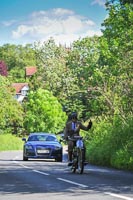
[78,120,92,131]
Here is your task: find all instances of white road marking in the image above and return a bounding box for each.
[13,160,49,175]
[57,177,88,188]
[33,169,49,176]
[105,192,133,200]
[20,164,31,169]
[13,161,31,169]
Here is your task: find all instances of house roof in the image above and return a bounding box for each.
[12,83,29,94]
[25,66,37,76]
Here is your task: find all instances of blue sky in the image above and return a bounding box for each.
[0,0,107,46]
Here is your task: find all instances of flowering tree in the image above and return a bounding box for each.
[0,60,8,76]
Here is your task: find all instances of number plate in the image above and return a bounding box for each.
[37,149,49,153]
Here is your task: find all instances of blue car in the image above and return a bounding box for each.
[22,132,63,162]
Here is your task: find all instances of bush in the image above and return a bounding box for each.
[111,147,133,171]
[86,115,133,171]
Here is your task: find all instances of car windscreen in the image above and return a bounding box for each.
[28,135,57,142]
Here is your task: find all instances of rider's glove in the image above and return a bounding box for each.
[87,120,92,129]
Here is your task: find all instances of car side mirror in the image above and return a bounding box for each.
[22,138,27,142]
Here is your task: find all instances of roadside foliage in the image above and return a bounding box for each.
[0,76,24,134]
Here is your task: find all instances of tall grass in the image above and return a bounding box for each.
[0,134,24,151]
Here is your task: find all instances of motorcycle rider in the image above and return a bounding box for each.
[64,111,92,166]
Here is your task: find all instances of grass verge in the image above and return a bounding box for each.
[0,134,24,151]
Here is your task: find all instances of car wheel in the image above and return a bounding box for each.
[23,155,28,161]
[55,155,62,162]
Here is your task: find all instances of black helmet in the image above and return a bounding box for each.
[71,112,78,120]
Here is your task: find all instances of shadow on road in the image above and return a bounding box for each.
[0,150,133,199]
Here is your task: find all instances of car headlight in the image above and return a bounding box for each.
[55,146,61,150]
[25,145,33,150]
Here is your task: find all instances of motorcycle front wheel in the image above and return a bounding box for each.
[77,149,84,174]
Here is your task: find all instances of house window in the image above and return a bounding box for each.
[21,90,27,96]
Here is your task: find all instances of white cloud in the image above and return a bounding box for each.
[12,25,31,38]
[2,20,17,27]
[52,30,102,46]
[85,30,102,37]
[91,0,106,7]
[51,8,74,16]
[11,8,101,46]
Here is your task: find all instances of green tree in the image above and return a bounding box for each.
[24,89,67,134]
[66,36,100,119]
[34,38,78,111]
[86,0,133,170]
[0,44,37,82]
[99,1,133,117]
[0,75,24,134]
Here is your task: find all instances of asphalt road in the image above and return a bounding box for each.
[0,147,133,200]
